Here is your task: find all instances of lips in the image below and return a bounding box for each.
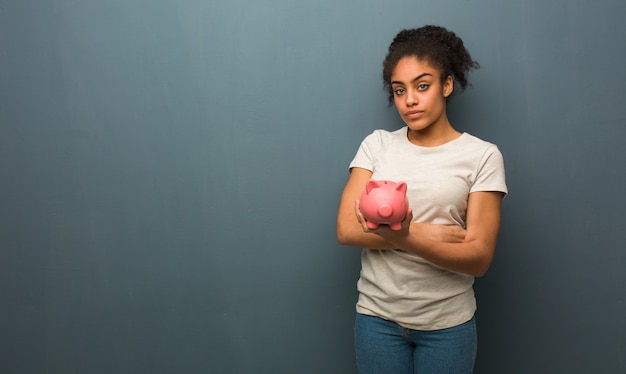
[405,110,424,119]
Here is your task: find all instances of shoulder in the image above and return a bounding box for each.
[459,133,504,158]
[361,127,406,147]
[350,127,407,169]
[460,134,507,193]
[460,133,496,147]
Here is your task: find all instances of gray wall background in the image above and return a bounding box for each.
[1,0,625,373]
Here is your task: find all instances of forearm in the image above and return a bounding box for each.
[400,236,491,276]
[336,218,397,249]
[338,210,491,274]
[381,222,496,277]
[383,191,504,276]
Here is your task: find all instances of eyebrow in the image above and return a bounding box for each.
[391,73,433,85]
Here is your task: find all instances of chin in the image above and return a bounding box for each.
[405,121,432,131]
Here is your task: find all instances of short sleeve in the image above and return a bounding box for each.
[471,145,508,196]
[348,131,383,172]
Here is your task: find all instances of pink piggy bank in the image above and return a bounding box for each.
[359,180,408,231]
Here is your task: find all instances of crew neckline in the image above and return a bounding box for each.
[404,127,467,149]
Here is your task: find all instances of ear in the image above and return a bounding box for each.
[443,75,454,98]
[395,182,407,194]
[365,179,380,194]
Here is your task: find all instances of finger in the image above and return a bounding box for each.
[354,200,362,223]
[404,208,413,222]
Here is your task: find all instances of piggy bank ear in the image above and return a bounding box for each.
[365,180,382,194]
[395,181,407,194]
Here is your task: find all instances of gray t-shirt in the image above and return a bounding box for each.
[349,127,508,330]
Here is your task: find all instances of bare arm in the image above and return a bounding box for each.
[371,191,504,276]
[336,167,395,249]
[336,167,467,250]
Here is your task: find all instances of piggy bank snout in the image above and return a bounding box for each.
[377,203,393,218]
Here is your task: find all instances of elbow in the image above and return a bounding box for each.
[472,256,494,277]
[337,234,350,246]
[336,224,351,246]
[464,239,496,277]
[473,266,489,278]
[336,220,358,246]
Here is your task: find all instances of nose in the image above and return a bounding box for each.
[405,89,417,106]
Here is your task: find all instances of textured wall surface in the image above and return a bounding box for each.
[1,1,625,373]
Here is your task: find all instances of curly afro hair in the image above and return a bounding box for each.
[382,25,479,104]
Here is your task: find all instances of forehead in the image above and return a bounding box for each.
[391,56,441,82]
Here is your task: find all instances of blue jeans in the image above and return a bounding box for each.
[354,313,477,374]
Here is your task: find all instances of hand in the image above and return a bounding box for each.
[421,223,466,243]
[354,200,370,232]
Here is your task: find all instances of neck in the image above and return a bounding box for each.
[406,120,460,147]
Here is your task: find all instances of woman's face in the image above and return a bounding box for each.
[390,56,453,132]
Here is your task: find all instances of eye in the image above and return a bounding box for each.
[393,88,405,95]
[417,84,429,91]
